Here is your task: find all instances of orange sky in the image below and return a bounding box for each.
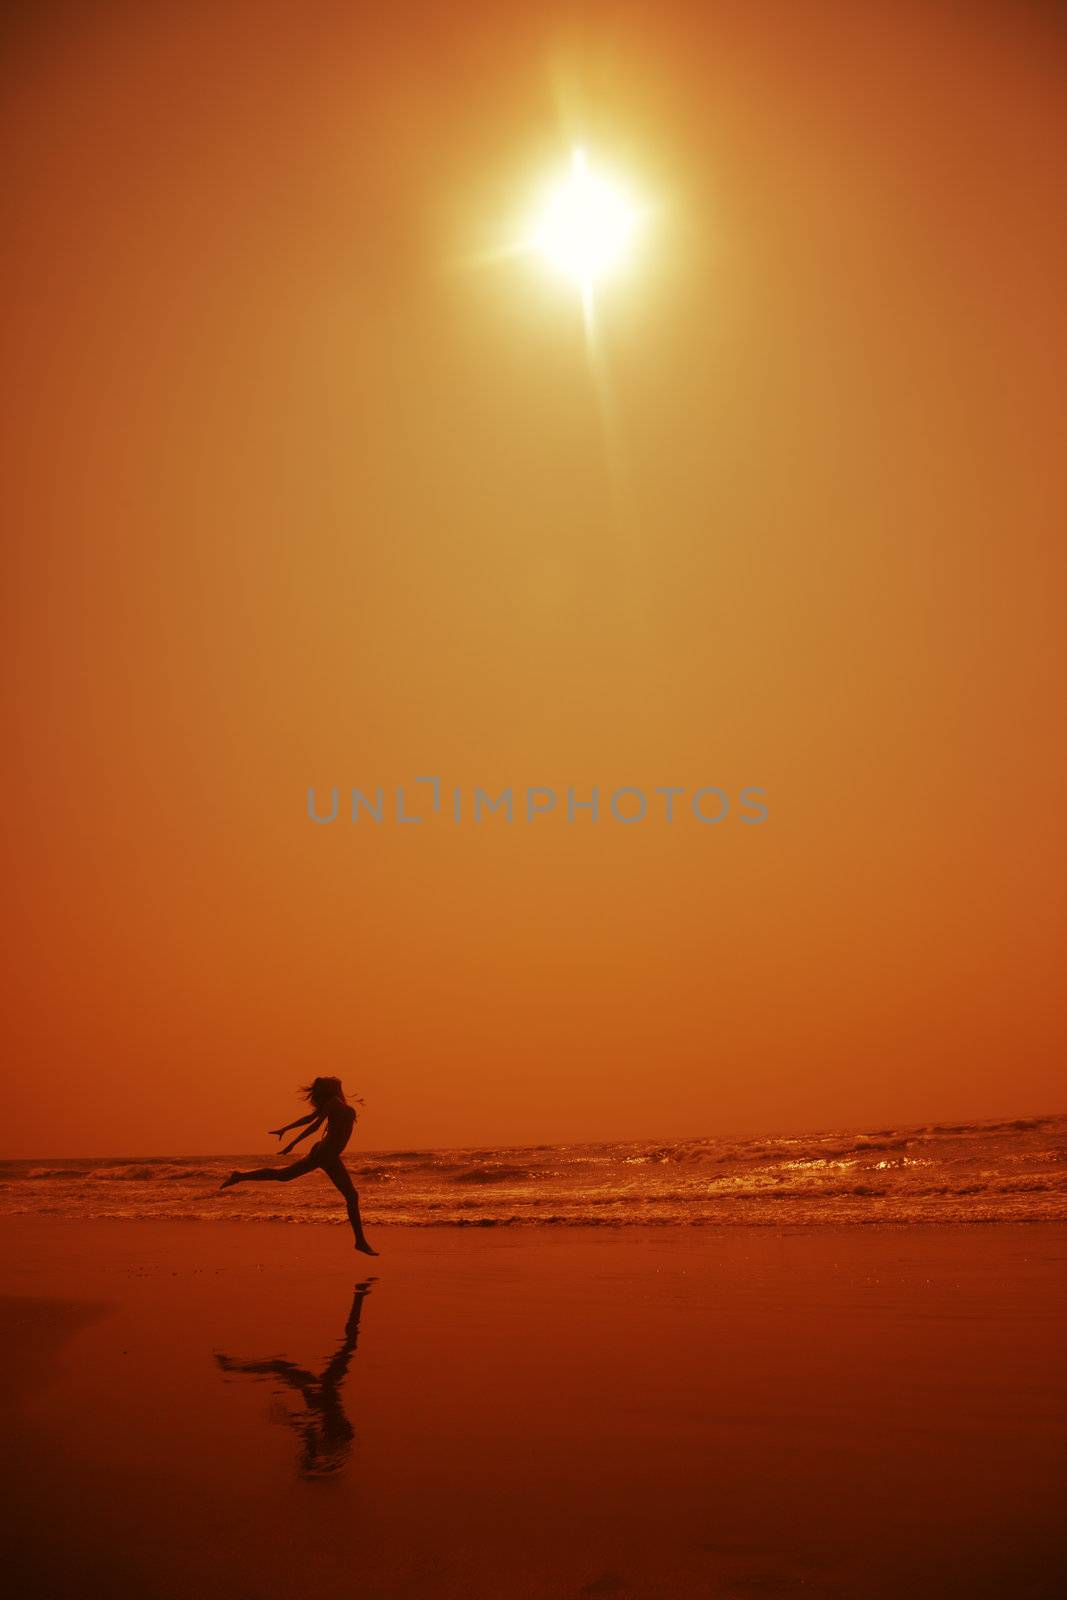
[2,0,1064,1156]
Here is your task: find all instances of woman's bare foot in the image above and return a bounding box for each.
[355,1238,379,1256]
[219,1172,240,1190]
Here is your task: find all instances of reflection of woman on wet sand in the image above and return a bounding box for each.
[216,1279,375,1477]
[220,1076,377,1255]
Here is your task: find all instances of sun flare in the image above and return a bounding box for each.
[534,148,636,297]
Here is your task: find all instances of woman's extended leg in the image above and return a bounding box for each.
[322,1156,378,1255]
[220,1153,318,1189]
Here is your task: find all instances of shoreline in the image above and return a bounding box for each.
[5,1210,1067,1227]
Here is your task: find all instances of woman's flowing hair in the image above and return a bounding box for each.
[301,1076,364,1111]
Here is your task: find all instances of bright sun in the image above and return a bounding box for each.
[534,148,636,296]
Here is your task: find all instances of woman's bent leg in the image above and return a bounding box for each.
[322,1157,378,1255]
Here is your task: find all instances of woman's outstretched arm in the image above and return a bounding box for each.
[281,1115,325,1154]
[269,1111,321,1139]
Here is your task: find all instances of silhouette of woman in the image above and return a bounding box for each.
[220,1076,378,1255]
[215,1279,375,1476]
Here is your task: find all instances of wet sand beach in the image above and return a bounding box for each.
[2,1219,1065,1599]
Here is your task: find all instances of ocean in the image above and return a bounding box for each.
[3,1114,1064,1227]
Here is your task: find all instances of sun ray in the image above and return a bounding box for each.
[451,146,646,571]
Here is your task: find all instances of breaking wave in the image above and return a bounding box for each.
[2,1115,1064,1227]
